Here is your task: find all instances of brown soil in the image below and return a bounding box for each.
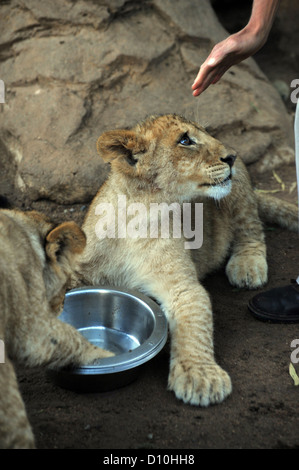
[6,1,299,451]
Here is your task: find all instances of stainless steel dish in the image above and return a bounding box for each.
[48,286,168,392]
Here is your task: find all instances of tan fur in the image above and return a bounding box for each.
[0,210,113,449]
[256,191,299,232]
[74,114,298,407]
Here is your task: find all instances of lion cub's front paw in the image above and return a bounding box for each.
[226,253,268,289]
[84,345,115,365]
[168,361,232,407]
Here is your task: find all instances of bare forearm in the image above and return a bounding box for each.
[192,0,280,96]
[246,0,280,44]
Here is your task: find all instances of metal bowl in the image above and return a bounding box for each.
[48,286,168,392]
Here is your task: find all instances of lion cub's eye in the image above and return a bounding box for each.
[178,133,194,146]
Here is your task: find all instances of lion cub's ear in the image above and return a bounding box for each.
[97,130,147,170]
[46,222,86,263]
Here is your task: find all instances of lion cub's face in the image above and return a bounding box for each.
[97,114,236,201]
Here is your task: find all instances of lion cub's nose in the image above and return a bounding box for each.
[221,154,236,169]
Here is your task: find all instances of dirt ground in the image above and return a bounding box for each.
[5,4,299,451]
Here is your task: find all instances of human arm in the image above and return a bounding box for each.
[191,0,280,97]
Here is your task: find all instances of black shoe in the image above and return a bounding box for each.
[248,280,299,323]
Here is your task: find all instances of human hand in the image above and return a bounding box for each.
[192,27,267,97]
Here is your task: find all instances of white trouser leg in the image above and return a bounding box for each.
[293,102,299,284]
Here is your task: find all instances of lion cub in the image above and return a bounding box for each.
[74,114,297,408]
[0,209,112,449]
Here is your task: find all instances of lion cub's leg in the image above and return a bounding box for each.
[146,268,232,407]
[0,359,35,449]
[226,192,268,289]
[16,316,114,370]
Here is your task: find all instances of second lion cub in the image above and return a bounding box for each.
[0,209,113,448]
[74,114,297,407]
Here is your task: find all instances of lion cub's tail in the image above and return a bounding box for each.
[255,191,299,232]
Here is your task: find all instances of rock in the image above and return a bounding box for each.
[276,0,299,58]
[0,0,295,204]
[252,146,295,174]
[272,80,290,103]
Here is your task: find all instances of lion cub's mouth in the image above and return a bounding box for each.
[200,173,232,188]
